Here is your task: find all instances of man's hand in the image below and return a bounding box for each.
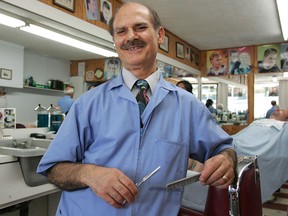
[199,149,237,188]
[48,163,138,208]
[85,166,138,208]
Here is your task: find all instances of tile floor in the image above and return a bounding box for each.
[262,183,288,216]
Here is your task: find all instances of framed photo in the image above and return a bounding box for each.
[159,35,169,52]
[176,42,184,59]
[53,0,75,12]
[0,68,12,80]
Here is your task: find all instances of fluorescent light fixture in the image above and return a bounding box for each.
[283,72,288,78]
[0,13,25,28]
[21,24,117,57]
[276,0,288,41]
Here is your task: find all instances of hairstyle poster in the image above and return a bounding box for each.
[0,108,16,129]
[104,58,121,80]
[85,0,98,20]
[156,60,174,78]
[228,47,251,75]
[206,49,228,76]
[257,44,281,73]
[280,43,288,72]
[100,0,112,25]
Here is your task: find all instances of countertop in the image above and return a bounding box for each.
[0,161,59,209]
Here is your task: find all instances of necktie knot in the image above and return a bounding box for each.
[136,79,149,90]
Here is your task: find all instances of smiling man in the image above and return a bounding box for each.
[37,2,236,216]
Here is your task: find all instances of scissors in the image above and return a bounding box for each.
[122,166,161,205]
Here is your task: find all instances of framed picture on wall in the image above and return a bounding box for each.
[176,42,184,59]
[159,35,169,52]
[0,68,12,80]
[53,0,75,12]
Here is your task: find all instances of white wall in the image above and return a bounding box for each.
[0,40,24,88]
[3,51,71,125]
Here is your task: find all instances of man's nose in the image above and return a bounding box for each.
[126,28,138,41]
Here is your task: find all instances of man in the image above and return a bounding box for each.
[57,85,74,115]
[104,58,120,80]
[37,3,236,215]
[207,51,227,76]
[258,48,281,73]
[85,0,98,20]
[182,108,288,211]
[100,0,111,24]
[265,100,277,118]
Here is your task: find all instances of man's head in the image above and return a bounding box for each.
[102,1,111,22]
[210,52,223,70]
[262,48,278,70]
[64,85,74,98]
[108,2,165,78]
[270,108,288,121]
[176,80,193,94]
[271,100,276,106]
[87,0,96,13]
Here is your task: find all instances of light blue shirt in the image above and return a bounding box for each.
[38,70,233,216]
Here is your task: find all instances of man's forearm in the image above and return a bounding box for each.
[47,162,92,191]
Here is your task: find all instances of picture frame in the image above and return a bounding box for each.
[176,42,184,59]
[0,68,12,80]
[159,35,169,52]
[53,0,75,13]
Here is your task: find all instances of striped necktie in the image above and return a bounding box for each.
[135,79,150,115]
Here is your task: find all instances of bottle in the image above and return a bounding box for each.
[34,104,48,127]
[47,104,63,133]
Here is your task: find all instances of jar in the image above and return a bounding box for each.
[34,104,48,127]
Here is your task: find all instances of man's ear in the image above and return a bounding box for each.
[157,27,165,44]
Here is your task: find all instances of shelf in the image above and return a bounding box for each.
[23,85,64,93]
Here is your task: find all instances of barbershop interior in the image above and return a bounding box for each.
[0,0,288,215]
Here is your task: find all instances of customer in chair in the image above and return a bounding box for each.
[37,2,236,216]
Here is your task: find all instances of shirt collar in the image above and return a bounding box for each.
[122,67,160,94]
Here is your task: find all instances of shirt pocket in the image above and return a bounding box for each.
[149,139,187,191]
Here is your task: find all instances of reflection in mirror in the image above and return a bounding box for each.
[254,72,282,118]
[202,76,248,125]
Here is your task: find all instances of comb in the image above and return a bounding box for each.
[166,171,201,191]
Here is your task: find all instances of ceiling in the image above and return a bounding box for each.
[125,0,285,50]
[0,0,286,84]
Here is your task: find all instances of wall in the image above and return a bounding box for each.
[3,51,70,125]
[0,40,24,88]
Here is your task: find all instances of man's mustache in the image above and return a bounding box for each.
[120,40,146,49]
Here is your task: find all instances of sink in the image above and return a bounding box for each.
[0,138,51,186]
[0,138,50,157]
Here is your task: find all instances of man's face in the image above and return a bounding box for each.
[211,55,223,69]
[102,6,110,21]
[112,3,164,75]
[275,109,288,121]
[88,0,96,13]
[230,52,239,62]
[107,63,117,73]
[263,53,277,69]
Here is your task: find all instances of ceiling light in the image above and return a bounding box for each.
[0,13,25,28]
[276,0,288,41]
[283,72,288,78]
[20,24,117,57]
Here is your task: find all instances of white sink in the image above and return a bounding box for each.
[0,138,51,186]
[0,138,50,157]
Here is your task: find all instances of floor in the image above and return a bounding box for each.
[262,183,288,216]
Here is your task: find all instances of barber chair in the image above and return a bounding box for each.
[178,156,262,216]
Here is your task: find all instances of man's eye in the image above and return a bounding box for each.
[135,26,147,31]
[116,30,125,35]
